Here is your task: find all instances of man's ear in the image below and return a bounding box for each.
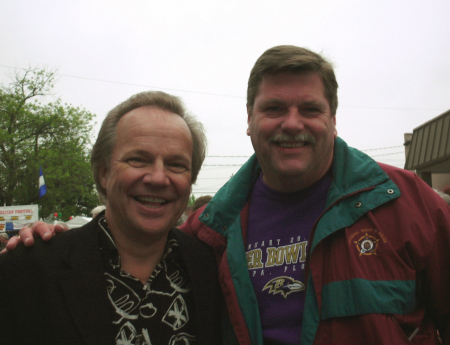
[333,115,337,138]
[246,104,251,136]
[98,164,109,190]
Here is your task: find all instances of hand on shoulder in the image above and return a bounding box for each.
[0,221,68,253]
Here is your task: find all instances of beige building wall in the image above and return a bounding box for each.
[432,174,450,190]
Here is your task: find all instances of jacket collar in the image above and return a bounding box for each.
[199,137,399,236]
[326,137,394,206]
[198,154,261,236]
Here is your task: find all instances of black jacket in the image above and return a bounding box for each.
[0,218,221,345]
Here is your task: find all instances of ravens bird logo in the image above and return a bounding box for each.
[263,276,305,298]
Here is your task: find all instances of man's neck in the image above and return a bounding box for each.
[105,221,169,284]
[262,174,322,193]
[119,246,165,284]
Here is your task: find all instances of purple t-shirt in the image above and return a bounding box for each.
[246,172,331,344]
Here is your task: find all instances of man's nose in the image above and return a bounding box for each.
[142,161,170,186]
[280,108,305,133]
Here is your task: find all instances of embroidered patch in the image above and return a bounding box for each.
[354,233,379,256]
[263,276,305,298]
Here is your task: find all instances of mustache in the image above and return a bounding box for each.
[268,133,317,145]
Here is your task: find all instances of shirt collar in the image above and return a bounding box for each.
[97,216,179,274]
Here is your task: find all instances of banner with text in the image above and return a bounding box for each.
[0,205,39,231]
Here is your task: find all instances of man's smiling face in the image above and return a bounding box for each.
[247,72,337,192]
[100,106,193,243]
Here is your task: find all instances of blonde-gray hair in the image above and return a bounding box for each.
[91,91,206,204]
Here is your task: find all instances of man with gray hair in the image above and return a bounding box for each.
[0,91,221,344]
[8,46,450,344]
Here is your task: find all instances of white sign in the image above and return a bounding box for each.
[0,205,39,231]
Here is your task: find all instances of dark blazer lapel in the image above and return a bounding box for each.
[59,270,114,344]
[57,221,115,345]
[172,229,221,344]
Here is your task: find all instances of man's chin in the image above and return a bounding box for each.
[275,163,311,177]
[126,214,170,233]
[130,222,171,240]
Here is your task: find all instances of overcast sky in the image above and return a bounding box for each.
[2,0,450,196]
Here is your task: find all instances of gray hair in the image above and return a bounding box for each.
[91,91,207,204]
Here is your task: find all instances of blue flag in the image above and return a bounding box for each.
[39,166,47,198]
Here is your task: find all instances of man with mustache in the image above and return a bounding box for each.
[181,45,450,344]
[0,91,221,344]
[8,46,450,344]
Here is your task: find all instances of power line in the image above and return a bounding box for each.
[341,105,446,111]
[369,151,405,157]
[0,64,242,99]
[1,65,447,112]
[204,146,404,157]
[360,145,403,152]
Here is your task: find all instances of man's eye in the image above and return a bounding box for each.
[128,158,146,167]
[263,106,284,116]
[168,163,189,173]
[302,108,320,116]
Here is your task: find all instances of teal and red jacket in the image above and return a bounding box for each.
[181,137,450,344]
